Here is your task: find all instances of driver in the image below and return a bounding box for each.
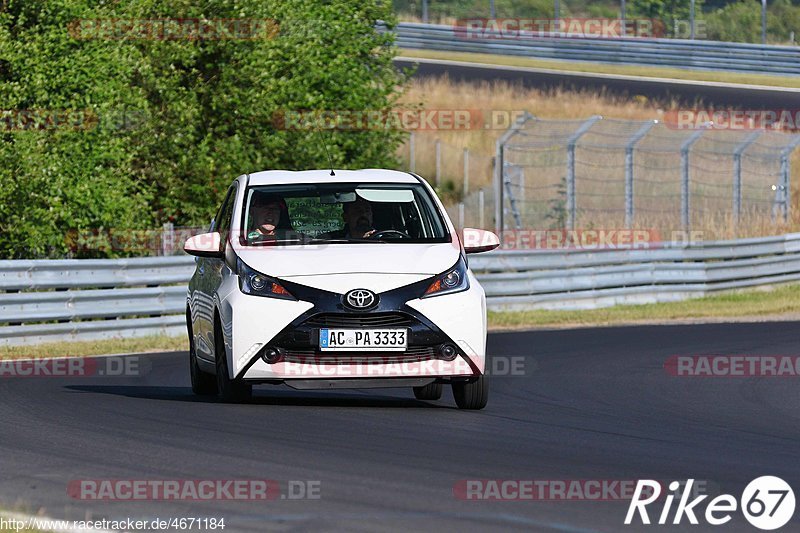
[323,197,377,239]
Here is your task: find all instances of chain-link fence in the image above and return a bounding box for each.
[403,115,800,239]
[493,114,800,239]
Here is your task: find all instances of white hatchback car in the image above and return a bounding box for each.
[184,169,499,409]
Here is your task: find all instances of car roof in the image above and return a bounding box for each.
[246,169,419,186]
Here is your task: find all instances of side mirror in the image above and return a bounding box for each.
[184,232,224,258]
[462,228,500,254]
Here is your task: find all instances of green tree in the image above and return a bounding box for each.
[631,0,704,37]
[0,0,408,258]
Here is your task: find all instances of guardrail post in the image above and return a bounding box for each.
[494,112,534,238]
[733,131,761,230]
[566,116,602,230]
[680,125,709,231]
[463,148,469,195]
[625,120,657,228]
[435,138,441,187]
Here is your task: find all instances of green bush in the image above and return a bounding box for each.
[0,0,408,258]
[394,0,565,20]
[705,0,762,42]
[682,0,800,43]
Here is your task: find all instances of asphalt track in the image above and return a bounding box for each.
[397,57,800,108]
[1,321,799,532]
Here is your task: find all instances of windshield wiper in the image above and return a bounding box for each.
[247,238,304,245]
[308,238,383,244]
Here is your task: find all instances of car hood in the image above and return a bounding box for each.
[234,242,460,278]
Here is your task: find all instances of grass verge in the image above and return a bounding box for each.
[399,48,800,89]
[0,335,187,360]
[489,283,800,330]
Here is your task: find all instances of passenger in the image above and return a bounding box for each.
[247,192,294,241]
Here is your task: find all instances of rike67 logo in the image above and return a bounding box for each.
[626,477,795,530]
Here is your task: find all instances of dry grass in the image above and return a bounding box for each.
[0,335,186,360]
[489,283,800,329]
[396,76,800,239]
[397,75,673,192]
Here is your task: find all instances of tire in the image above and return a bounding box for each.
[188,311,216,395]
[452,376,488,410]
[214,319,252,403]
[413,382,443,401]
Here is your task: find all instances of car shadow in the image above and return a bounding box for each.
[64,385,449,408]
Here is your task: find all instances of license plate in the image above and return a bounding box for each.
[319,329,408,351]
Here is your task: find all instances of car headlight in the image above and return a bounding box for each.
[237,259,295,300]
[422,256,470,298]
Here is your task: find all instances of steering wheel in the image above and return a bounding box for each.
[369,229,411,240]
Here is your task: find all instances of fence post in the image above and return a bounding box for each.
[478,188,485,229]
[566,116,602,230]
[463,148,469,195]
[161,222,174,256]
[409,132,415,173]
[680,125,709,231]
[624,120,657,228]
[733,131,761,230]
[494,112,534,238]
[435,139,441,187]
[504,165,523,230]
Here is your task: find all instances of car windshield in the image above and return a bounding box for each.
[240,182,450,246]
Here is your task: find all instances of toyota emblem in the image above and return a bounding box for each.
[344,289,378,310]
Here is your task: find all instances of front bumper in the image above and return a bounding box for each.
[223,271,486,385]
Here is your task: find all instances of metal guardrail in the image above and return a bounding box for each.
[394,22,800,75]
[0,257,194,346]
[3,233,800,345]
[470,233,800,310]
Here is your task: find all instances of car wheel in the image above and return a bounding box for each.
[413,382,443,400]
[214,319,252,403]
[452,376,488,410]
[188,320,217,395]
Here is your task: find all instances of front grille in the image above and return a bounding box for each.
[279,345,438,365]
[303,312,414,328]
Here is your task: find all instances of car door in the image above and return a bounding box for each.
[196,184,237,362]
